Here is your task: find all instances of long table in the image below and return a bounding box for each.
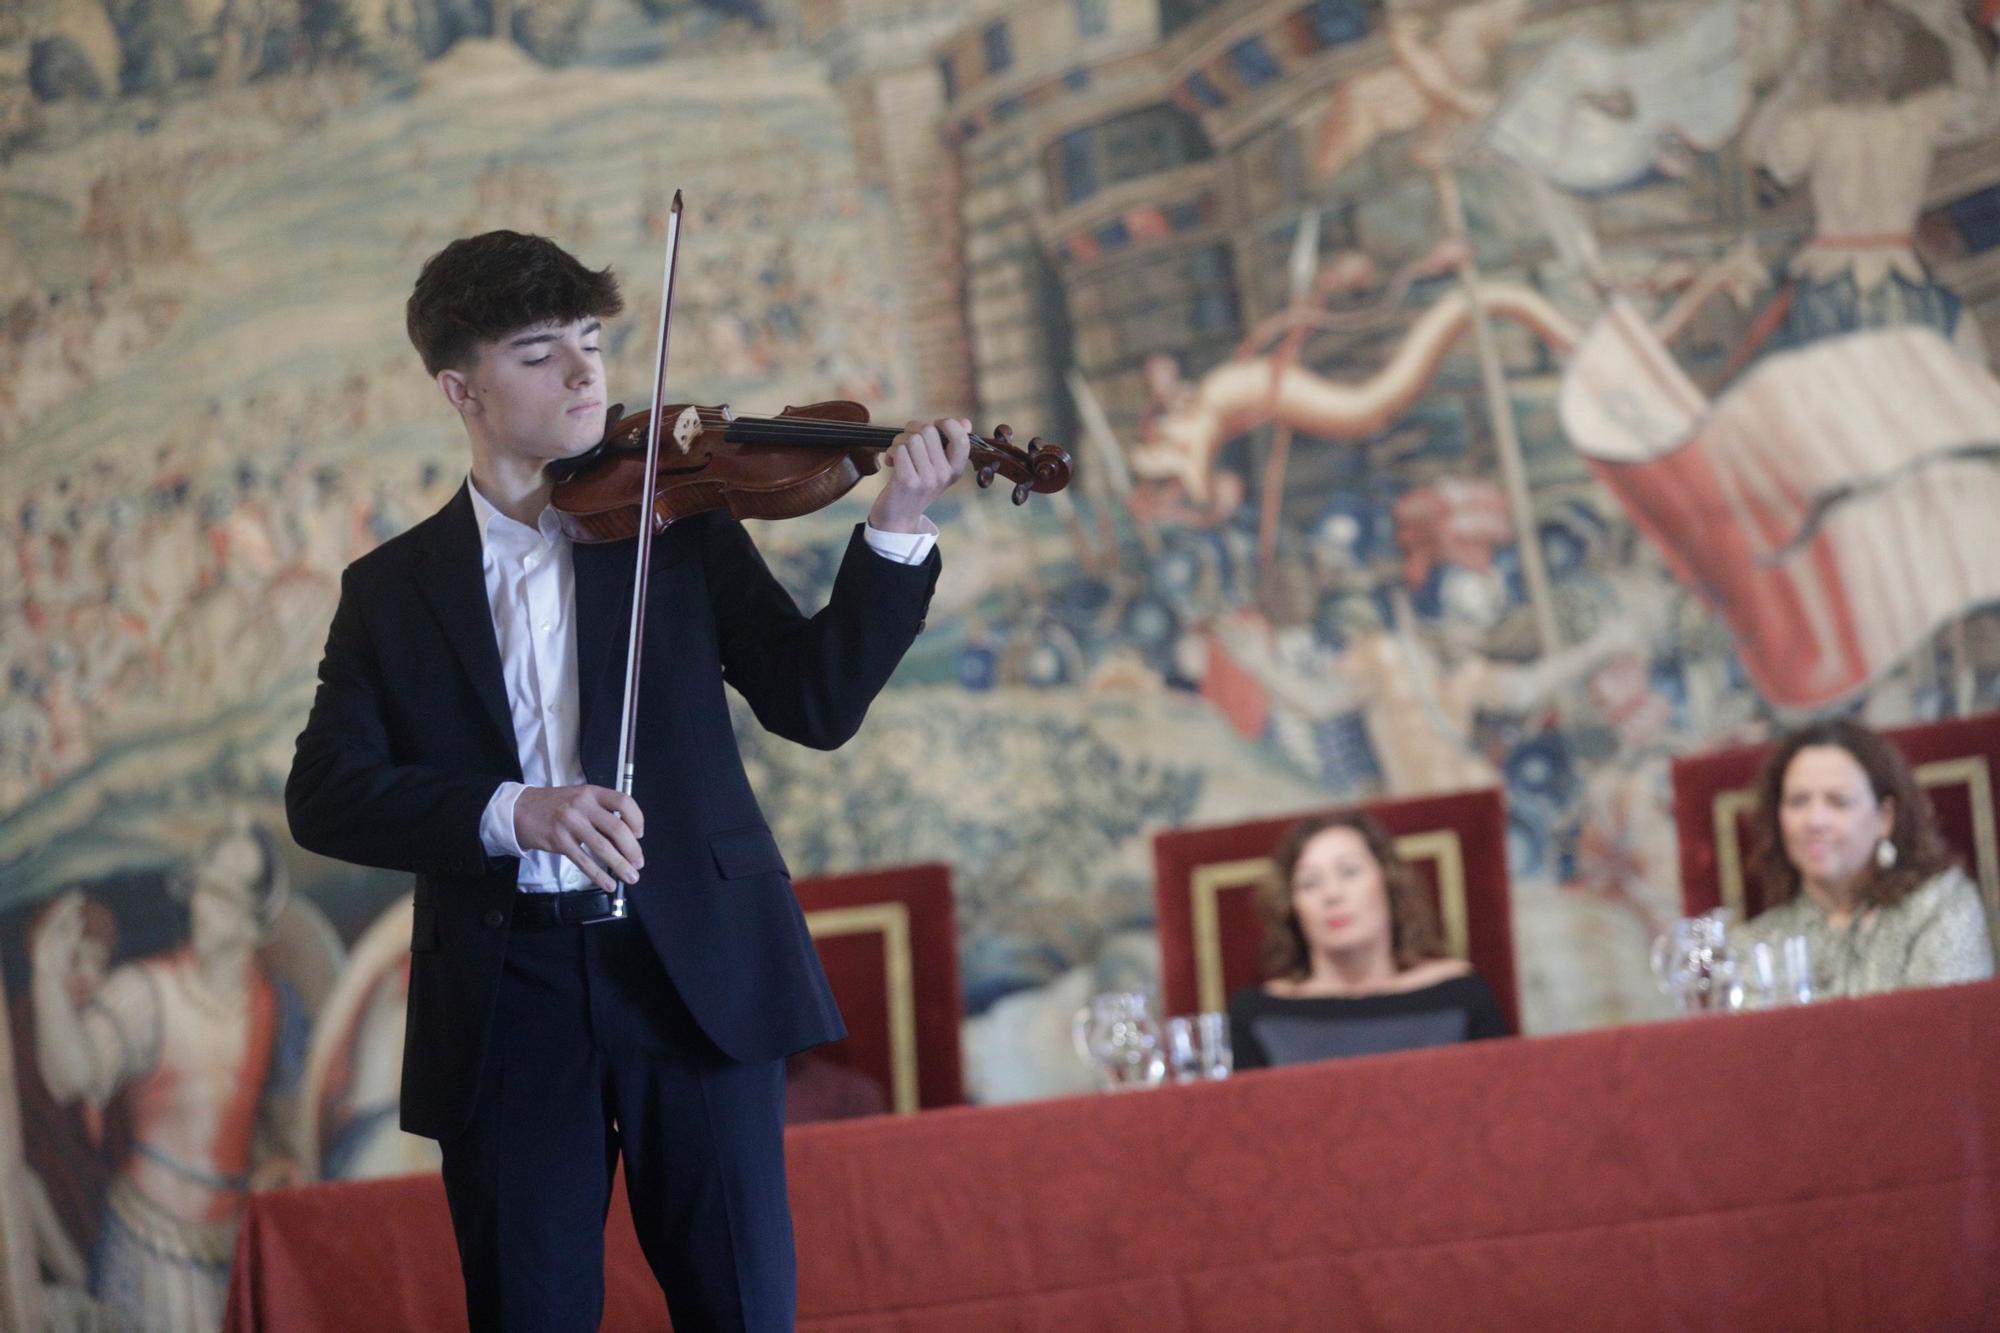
[225,981,2000,1330]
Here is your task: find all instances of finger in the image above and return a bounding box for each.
[929,426,961,483]
[911,426,944,487]
[555,831,619,893]
[590,810,645,871]
[940,418,973,476]
[584,786,645,849]
[885,436,920,491]
[579,829,641,885]
[609,791,645,840]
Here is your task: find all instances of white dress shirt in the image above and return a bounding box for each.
[468,477,936,891]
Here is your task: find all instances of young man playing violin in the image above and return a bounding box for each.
[287,230,970,1330]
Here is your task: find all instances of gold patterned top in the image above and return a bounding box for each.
[1736,866,1996,1000]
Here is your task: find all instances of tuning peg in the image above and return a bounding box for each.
[994,424,1014,448]
[1012,481,1030,505]
[977,462,998,488]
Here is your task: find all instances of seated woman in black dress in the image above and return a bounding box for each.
[1229,811,1511,1069]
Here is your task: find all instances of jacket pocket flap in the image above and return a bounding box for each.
[710,825,790,880]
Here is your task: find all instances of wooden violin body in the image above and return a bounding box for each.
[548,398,1072,544]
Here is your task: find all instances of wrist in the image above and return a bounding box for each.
[868,494,924,534]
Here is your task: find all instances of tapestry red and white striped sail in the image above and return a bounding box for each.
[1559,298,2000,710]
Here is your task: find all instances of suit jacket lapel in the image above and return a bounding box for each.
[417,485,517,757]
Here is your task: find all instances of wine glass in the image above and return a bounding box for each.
[1650,910,1737,1014]
[1071,992,1166,1091]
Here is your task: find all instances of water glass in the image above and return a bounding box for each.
[1736,942,1779,1010]
[1779,934,1814,1005]
[1736,935,1815,1010]
[1165,1013,1233,1083]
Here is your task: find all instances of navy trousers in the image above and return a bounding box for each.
[437,913,793,1332]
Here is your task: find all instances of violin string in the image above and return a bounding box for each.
[612,410,1055,469]
[720,415,1035,455]
[610,426,1044,470]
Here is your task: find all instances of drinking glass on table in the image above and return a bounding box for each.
[1165,1013,1233,1084]
[1778,934,1814,1005]
[1650,910,1736,1014]
[1739,941,1780,1010]
[1737,934,1815,1010]
[1072,991,1166,1091]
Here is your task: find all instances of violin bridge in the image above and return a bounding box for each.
[672,406,701,455]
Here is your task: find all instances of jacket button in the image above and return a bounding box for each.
[483,908,505,928]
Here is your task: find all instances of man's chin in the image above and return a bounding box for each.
[549,422,608,464]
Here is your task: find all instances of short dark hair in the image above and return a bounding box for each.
[405,230,624,375]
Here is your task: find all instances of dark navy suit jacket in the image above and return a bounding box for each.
[286,484,939,1140]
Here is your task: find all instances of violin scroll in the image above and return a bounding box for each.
[971,423,1071,507]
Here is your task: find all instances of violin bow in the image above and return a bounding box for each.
[600,189,683,921]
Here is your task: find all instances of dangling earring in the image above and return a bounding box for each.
[1875,837,1898,870]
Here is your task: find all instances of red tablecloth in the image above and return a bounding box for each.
[226,982,2000,1331]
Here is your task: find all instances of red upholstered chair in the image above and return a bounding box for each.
[1152,788,1521,1033]
[1670,712,2000,944]
[791,863,964,1117]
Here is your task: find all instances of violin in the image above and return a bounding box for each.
[563,189,1069,924]
[546,398,1072,543]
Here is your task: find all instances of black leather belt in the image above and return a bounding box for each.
[511,888,620,927]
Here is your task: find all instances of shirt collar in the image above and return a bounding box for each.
[466,474,563,562]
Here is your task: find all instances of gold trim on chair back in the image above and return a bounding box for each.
[804,903,919,1115]
[1187,833,1471,1015]
[1190,856,1270,1015]
[1709,756,2000,945]
[1712,788,1757,920]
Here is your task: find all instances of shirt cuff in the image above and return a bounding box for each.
[862,519,938,566]
[480,781,528,860]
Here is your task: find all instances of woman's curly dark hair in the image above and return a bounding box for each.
[1747,719,1953,914]
[1256,810,1445,980]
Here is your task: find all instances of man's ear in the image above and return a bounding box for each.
[438,367,478,416]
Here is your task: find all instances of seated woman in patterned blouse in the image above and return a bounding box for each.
[1734,719,1995,996]
[1228,811,1510,1070]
